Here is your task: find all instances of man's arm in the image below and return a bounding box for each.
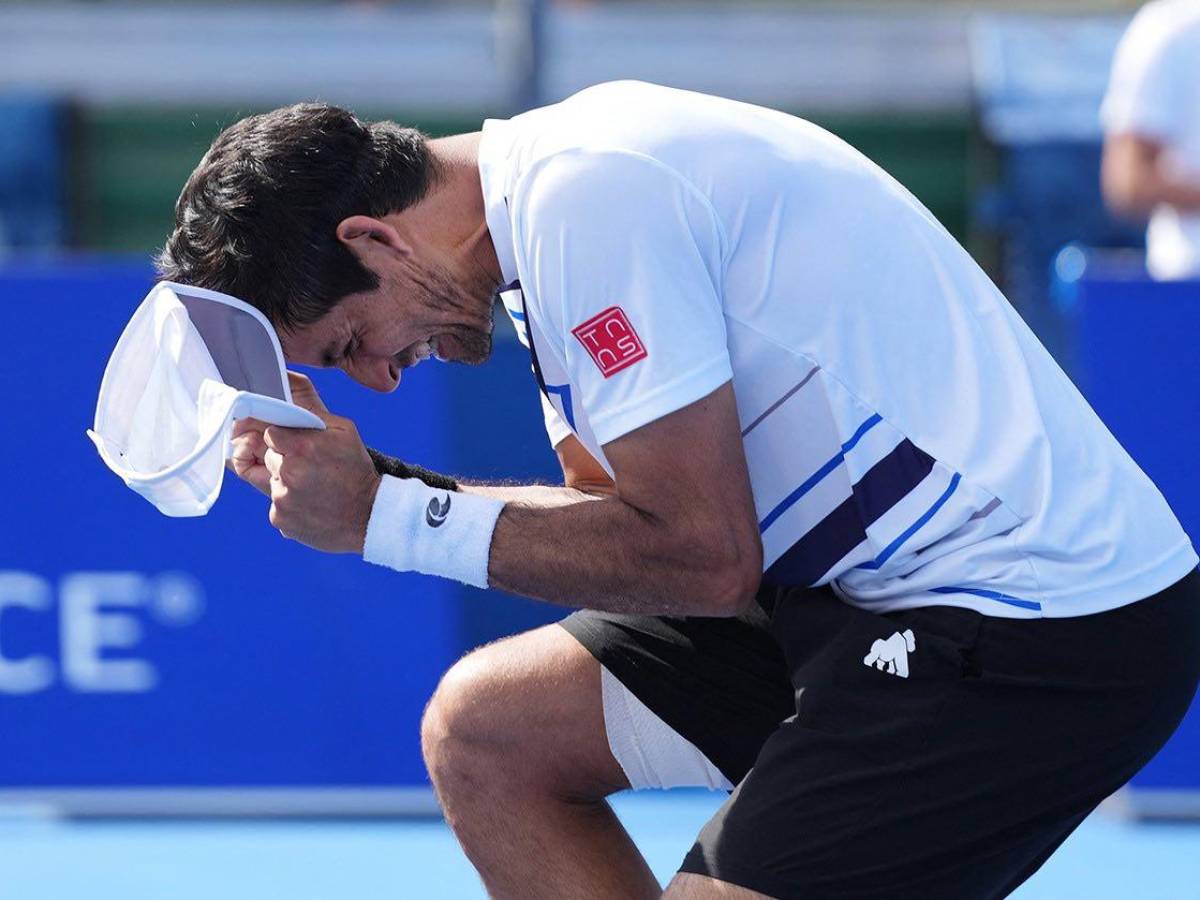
[1102,133,1200,217]
[371,390,759,615]
[481,382,762,618]
[255,375,762,618]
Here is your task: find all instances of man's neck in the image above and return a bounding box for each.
[427,132,502,288]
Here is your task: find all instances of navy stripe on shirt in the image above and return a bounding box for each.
[765,438,936,587]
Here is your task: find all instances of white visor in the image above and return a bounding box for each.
[87,281,325,517]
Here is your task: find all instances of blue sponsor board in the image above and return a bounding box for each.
[1064,257,1200,814]
[7,254,1199,816]
[0,259,560,811]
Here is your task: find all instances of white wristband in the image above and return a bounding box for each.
[362,476,504,589]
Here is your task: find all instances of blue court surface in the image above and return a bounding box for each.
[2,791,1198,899]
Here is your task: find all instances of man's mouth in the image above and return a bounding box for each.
[399,336,446,370]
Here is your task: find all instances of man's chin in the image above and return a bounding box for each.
[436,331,492,366]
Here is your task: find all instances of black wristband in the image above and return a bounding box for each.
[367,447,460,492]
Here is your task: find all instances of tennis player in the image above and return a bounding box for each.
[158,81,1200,899]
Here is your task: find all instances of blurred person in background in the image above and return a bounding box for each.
[1102,0,1200,280]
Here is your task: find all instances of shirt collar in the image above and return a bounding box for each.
[478,117,520,287]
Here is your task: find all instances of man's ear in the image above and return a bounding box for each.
[336,216,412,258]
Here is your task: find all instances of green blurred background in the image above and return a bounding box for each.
[75,108,969,251]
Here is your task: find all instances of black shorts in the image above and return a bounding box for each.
[560,569,1200,899]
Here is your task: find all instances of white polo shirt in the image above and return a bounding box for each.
[479,80,1197,619]
[1102,0,1200,280]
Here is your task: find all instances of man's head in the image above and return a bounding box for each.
[158,103,498,392]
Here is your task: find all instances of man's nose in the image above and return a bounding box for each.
[348,355,399,393]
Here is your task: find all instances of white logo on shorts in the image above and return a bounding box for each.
[863,629,916,678]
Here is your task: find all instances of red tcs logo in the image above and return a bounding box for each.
[571,307,647,378]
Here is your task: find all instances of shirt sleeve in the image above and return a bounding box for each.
[540,392,572,449]
[1101,6,1185,142]
[512,148,733,447]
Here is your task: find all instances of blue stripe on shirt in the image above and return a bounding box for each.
[930,586,1042,612]
[858,472,962,571]
[545,383,575,430]
[758,413,883,534]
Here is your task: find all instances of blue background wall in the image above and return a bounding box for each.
[2,259,1198,806]
[1066,264,1200,799]
[0,261,562,794]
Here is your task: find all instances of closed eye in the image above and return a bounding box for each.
[324,337,356,368]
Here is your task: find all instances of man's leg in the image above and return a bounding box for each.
[420,623,660,900]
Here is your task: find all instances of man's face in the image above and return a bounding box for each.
[281,252,496,392]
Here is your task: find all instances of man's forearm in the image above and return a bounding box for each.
[366,460,754,617]
[465,481,731,613]
[482,493,749,617]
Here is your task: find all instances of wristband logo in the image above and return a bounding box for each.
[425,494,452,528]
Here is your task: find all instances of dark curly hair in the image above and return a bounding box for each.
[156,103,438,331]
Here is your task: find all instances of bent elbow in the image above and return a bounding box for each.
[701,537,763,618]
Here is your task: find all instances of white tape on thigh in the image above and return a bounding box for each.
[600,666,734,791]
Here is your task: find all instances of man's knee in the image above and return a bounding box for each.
[420,623,626,800]
[421,637,520,783]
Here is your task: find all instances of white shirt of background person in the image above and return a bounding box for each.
[1101,0,1200,281]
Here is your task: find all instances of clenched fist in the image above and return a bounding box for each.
[230,372,381,554]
